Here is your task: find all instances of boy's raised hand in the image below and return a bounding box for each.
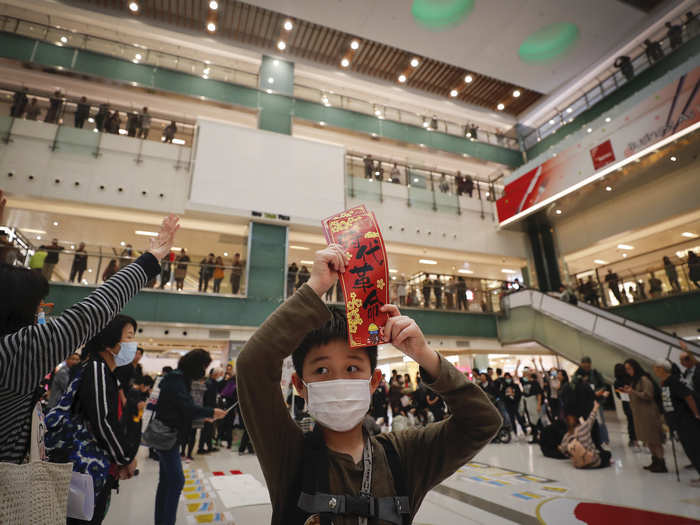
[381,304,440,378]
[307,243,348,298]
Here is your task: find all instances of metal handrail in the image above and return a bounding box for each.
[0,14,519,151]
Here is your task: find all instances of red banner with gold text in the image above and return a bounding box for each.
[321,205,389,348]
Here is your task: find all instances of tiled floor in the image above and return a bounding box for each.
[105,419,700,524]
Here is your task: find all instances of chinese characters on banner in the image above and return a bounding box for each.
[321,205,389,348]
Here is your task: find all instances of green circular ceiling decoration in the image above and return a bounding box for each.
[518,22,580,62]
[412,0,475,29]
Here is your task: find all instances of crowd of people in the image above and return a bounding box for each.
[9,87,180,143]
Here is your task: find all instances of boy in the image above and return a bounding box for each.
[238,244,501,524]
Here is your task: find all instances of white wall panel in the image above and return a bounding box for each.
[188,119,345,223]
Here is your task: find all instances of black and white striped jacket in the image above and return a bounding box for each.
[0,253,159,464]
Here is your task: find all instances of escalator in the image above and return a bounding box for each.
[498,289,700,376]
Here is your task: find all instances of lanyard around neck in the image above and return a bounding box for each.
[358,435,372,525]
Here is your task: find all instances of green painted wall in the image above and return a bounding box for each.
[611,292,700,327]
[0,31,520,166]
[526,33,700,159]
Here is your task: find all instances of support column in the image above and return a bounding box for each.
[246,221,287,303]
[526,214,562,293]
[258,55,294,135]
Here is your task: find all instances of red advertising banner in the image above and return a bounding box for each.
[589,139,615,170]
[321,205,389,348]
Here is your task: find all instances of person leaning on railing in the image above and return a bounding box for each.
[0,188,180,464]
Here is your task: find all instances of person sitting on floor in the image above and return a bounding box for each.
[559,401,612,469]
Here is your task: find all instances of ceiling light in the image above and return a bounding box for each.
[422,118,429,128]
[497,103,505,111]
[36,235,42,240]
[419,143,425,148]
[88,268,92,273]
[513,89,521,97]
[289,245,309,250]
[450,89,458,97]
[587,128,592,133]
[410,58,420,67]
[319,121,326,126]
[681,232,697,238]
[283,19,293,31]
[419,259,438,265]
[277,40,286,50]
[555,209,562,215]
[128,2,139,12]
[549,119,555,125]
[670,156,677,162]
[52,221,59,226]
[134,53,142,61]
[340,57,350,68]
[203,67,210,75]
[209,0,218,9]
[622,253,628,258]
[22,228,47,234]
[267,77,274,84]
[501,269,517,274]
[617,244,634,250]
[60,36,68,43]
[605,186,612,191]
[206,22,216,32]
[70,245,75,250]
[120,241,126,247]
[135,230,158,237]
[398,74,406,83]
[605,117,611,122]
[594,259,608,265]
[172,138,185,145]
[566,107,572,113]
[223,252,229,257]
[350,40,360,50]
[458,269,474,274]
[300,260,314,265]
[464,74,473,83]
[389,269,398,273]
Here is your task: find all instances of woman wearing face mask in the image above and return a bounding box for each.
[60,315,141,525]
[153,349,227,525]
[502,373,526,437]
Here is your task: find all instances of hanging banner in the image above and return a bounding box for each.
[321,205,389,348]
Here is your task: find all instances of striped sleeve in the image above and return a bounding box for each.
[85,360,132,465]
[0,253,160,395]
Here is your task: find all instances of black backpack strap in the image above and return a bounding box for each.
[378,436,412,525]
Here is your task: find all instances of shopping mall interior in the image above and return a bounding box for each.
[0,0,699,523]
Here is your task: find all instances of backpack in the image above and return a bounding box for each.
[539,420,568,460]
[284,426,411,525]
[44,365,112,496]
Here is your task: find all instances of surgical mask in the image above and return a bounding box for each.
[505,379,512,384]
[113,341,138,368]
[303,379,370,432]
[481,381,488,387]
[215,376,224,382]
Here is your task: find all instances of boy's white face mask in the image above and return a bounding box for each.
[303,379,371,432]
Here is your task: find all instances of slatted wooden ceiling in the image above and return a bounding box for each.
[78,0,543,114]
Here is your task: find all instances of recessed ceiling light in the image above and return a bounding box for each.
[605,117,611,122]
[566,107,572,113]
[120,241,126,247]
[605,186,612,191]
[450,89,458,97]
[36,235,42,240]
[60,36,68,43]
[206,22,216,32]
[398,74,406,83]
[277,40,286,50]
[52,221,59,226]
[209,0,218,9]
[549,119,555,125]
[670,156,677,162]
[464,74,473,83]
[267,77,274,84]
[593,259,607,265]
[622,253,628,258]
[419,259,438,265]
[501,269,517,274]
[555,209,562,215]
[223,252,229,257]
[410,58,420,67]
[340,57,350,67]
[350,40,360,50]
[458,269,474,274]
[128,1,139,12]
[283,19,293,31]
[497,103,505,111]
[70,245,75,250]
[681,232,697,238]
[513,89,521,97]
[617,244,634,250]
[587,128,592,133]
[135,230,158,237]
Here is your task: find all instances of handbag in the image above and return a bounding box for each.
[0,401,73,525]
[142,417,178,451]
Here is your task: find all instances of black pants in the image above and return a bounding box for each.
[593,449,612,469]
[67,477,113,524]
[435,293,442,309]
[505,405,526,433]
[622,401,637,442]
[677,418,700,475]
[200,421,215,451]
[549,398,561,420]
[238,428,253,453]
[181,428,197,458]
[231,275,241,294]
[457,293,467,310]
[75,116,86,129]
[69,266,85,283]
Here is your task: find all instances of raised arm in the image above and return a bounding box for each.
[0,215,178,394]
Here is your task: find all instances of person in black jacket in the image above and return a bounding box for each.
[121,374,154,457]
[199,367,223,454]
[154,349,226,525]
[614,363,638,447]
[75,96,91,128]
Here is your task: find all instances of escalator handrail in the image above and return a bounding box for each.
[503,289,700,357]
